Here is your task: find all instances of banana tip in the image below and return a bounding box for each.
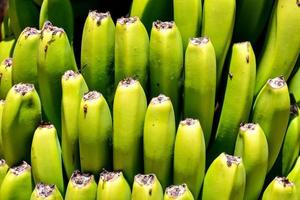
[0,159,6,166]
[275,177,294,187]
[71,170,93,187]
[14,83,35,96]
[89,11,110,26]
[225,154,241,167]
[166,184,187,198]
[3,58,12,68]
[36,183,55,197]
[190,37,209,46]
[268,76,286,89]
[151,94,170,104]
[117,16,137,25]
[135,174,155,186]
[100,170,121,182]
[83,91,101,101]
[153,21,174,30]
[11,161,31,176]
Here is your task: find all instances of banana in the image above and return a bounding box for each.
[39,0,74,42]
[144,94,176,189]
[12,27,40,89]
[78,91,112,176]
[251,76,290,171]
[164,184,194,200]
[38,22,77,139]
[234,123,268,200]
[2,83,41,166]
[97,170,131,200]
[131,174,164,200]
[208,42,256,162]
[201,0,236,87]
[30,183,63,200]
[288,156,300,199]
[173,118,205,199]
[0,37,15,63]
[183,37,216,145]
[149,21,183,120]
[202,153,246,200]
[0,100,5,157]
[113,78,147,184]
[262,177,298,200]
[0,161,33,199]
[65,170,97,200]
[0,58,12,99]
[114,16,149,90]
[254,0,300,95]
[80,11,115,106]
[61,70,88,179]
[0,159,9,187]
[289,58,300,106]
[31,123,65,195]
[1,14,13,40]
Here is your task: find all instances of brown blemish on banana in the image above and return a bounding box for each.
[83,91,101,101]
[11,161,30,176]
[151,94,170,104]
[229,72,233,80]
[268,76,286,89]
[120,77,137,87]
[36,183,55,197]
[0,159,6,166]
[135,174,155,186]
[275,177,294,187]
[14,83,34,96]
[154,21,174,30]
[246,55,250,63]
[83,104,88,118]
[297,0,300,7]
[100,170,121,182]
[22,27,40,39]
[89,11,110,26]
[3,58,12,68]
[290,104,299,116]
[191,37,209,46]
[240,123,256,131]
[117,16,137,25]
[225,154,241,167]
[71,170,93,187]
[181,118,197,126]
[166,184,187,197]
[63,70,79,80]
[39,121,54,129]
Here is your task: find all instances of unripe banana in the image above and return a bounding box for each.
[2,83,41,166]
[78,91,112,176]
[38,22,77,138]
[113,78,147,184]
[0,161,33,199]
[251,76,290,171]
[81,11,115,105]
[234,123,268,200]
[0,159,9,187]
[208,42,256,162]
[31,123,64,195]
[97,170,131,200]
[30,183,63,200]
[201,0,236,87]
[114,16,149,90]
[254,0,300,95]
[202,153,246,200]
[149,21,183,120]
[65,170,97,200]
[262,177,298,200]
[183,37,216,145]
[12,27,40,89]
[163,184,194,200]
[289,58,300,106]
[173,118,205,199]
[0,37,15,63]
[0,58,12,99]
[144,94,176,189]
[0,100,5,157]
[61,70,88,179]
[288,156,300,199]
[1,14,13,39]
[132,174,164,200]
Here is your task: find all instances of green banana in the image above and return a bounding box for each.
[201,0,236,87]
[183,37,216,145]
[144,94,176,189]
[1,15,13,39]
[39,0,74,42]
[0,58,12,99]
[2,83,41,166]
[149,21,183,120]
[114,16,149,90]
[234,123,269,200]
[31,122,65,195]
[113,78,147,184]
[81,11,115,105]
[0,100,5,157]
[97,170,131,200]
[78,91,112,176]
[65,170,97,200]
[254,0,300,95]
[131,174,164,200]
[61,70,88,179]
[251,76,290,171]
[202,153,246,200]
[0,159,9,187]
[289,58,300,106]
[12,27,40,89]
[288,156,300,199]
[173,118,205,199]
[164,184,194,200]
[38,21,77,139]
[208,42,256,162]
[0,161,33,199]
[262,177,298,200]
[0,37,15,63]
[30,183,63,200]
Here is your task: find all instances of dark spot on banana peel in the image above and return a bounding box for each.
[290,104,299,116]
[246,55,250,63]
[149,189,152,196]
[225,154,241,167]
[89,11,110,26]
[276,177,294,187]
[297,0,300,6]
[36,183,55,197]
[44,45,48,53]
[71,170,93,186]
[39,121,54,129]
[84,104,88,118]
[229,72,233,80]
[4,58,12,68]
[0,159,6,166]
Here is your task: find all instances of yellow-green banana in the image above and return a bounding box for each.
[183,37,216,145]
[288,156,300,199]
[0,159,9,187]
[289,58,300,106]
[0,37,15,63]
[113,78,147,184]
[30,183,63,200]
[144,94,176,189]
[262,177,298,200]
[0,58,12,99]
[164,184,194,200]
[2,83,41,166]
[0,100,5,157]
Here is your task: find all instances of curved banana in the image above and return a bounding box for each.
[0,58,12,99]
[173,118,205,199]
[2,83,41,166]
[30,183,63,200]
[202,153,246,200]
[288,156,300,199]
[0,159,9,187]
[289,58,300,106]
[0,37,15,63]
[183,37,216,145]
[144,94,176,189]
[251,76,290,171]
[113,78,147,184]
[164,184,194,200]
[61,70,88,179]
[65,170,97,200]
[234,123,268,200]
[254,0,300,95]
[131,174,164,200]
[149,21,183,120]
[0,100,5,157]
